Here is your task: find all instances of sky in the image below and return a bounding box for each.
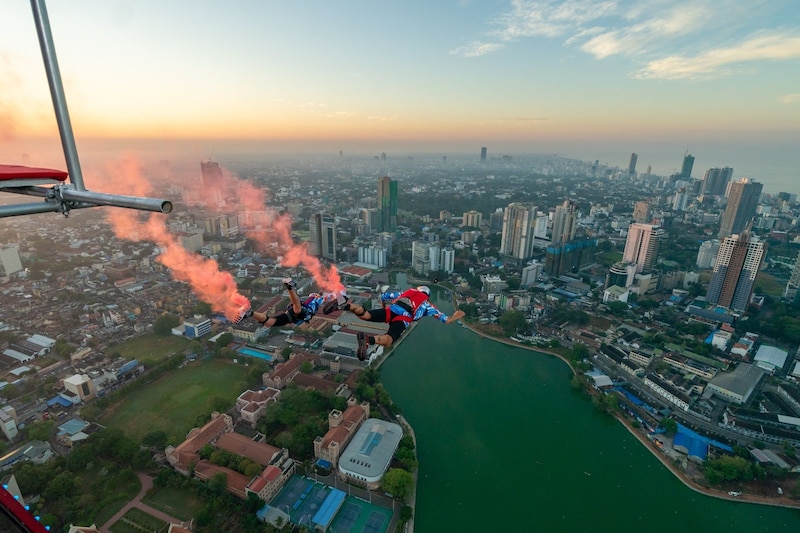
[2,1,800,191]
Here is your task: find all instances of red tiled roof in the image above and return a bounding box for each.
[216,432,281,466]
[194,460,250,497]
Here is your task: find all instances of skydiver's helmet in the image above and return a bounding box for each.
[416,286,431,298]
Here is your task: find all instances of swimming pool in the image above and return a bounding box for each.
[237,346,274,362]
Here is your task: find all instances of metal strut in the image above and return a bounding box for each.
[0,0,173,219]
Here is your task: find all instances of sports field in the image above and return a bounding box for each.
[99,359,249,442]
[270,475,394,533]
[108,332,191,364]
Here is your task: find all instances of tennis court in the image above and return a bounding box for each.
[329,502,392,533]
[269,475,394,533]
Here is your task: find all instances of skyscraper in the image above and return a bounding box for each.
[628,153,638,176]
[551,200,578,245]
[680,153,695,178]
[500,203,537,260]
[784,252,800,300]
[706,232,765,312]
[718,178,763,239]
[622,223,663,274]
[200,160,223,188]
[309,213,337,261]
[377,176,398,233]
[632,200,651,224]
[701,167,734,196]
[480,147,487,161]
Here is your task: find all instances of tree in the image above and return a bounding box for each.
[26,420,54,442]
[569,343,589,361]
[154,313,180,335]
[382,468,414,501]
[659,417,678,436]
[607,301,628,316]
[499,309,526,335]
[143,430,169,448]
[193,301,213,315]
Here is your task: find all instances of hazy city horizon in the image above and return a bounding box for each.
[2,137,797,197]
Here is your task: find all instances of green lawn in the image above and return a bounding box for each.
[110,507,166,533]
[108,333,191,365]
[99,359,250,443]
[755,272,786,298]
[143,486,205,521]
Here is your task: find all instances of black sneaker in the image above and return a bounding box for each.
[282,278,297,291]
[356,332,368,361]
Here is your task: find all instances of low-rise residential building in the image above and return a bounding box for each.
[262,353,319,389]
[644,373,692,411]
[236,388,280,427]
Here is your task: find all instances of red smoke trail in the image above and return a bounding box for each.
[95,157,249,319]
[190,163,344,294]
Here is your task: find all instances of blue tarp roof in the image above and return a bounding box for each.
[674,422,734,461]
[47,396,72,407]
[313,488,346,528]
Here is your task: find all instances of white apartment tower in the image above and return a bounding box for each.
[500,203,538,260]
[622,223,663,274]
[551,200,578,245]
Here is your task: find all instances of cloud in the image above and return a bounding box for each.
[450,41,505,57]
[636,32,800,79]
[780,93,800,103]
[452,0,800,80]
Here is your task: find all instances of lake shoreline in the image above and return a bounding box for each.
[456,309,800,510]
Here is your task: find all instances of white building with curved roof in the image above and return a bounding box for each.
[337,418,403,490]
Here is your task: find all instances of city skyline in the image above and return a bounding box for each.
[2,1,800,193]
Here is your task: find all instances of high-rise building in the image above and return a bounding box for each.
[551,200,578,245]
[622,223,663,274]
[696,240,721,269]
[440,247,455,274]
[500,203,538,260]
[489,209,504,233]
[377,176,398,233]
[462,210,483,228]
[545,239,597,277]
[706,232,765,312]
[0,244,22,276]
[309,213,337,261]
[701,167,734,196]
[784,252,800,300]
[480,147,487,161]
[200,160,223,188]
[521,261,543,286]
[358,245,388,268]
[632,201,651,224]
[672,188,690,211]
[681,153,695,178]
[412,241,440,274]
[361,208,377,232]
[628,153,638,176]
[718,178,763,239]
